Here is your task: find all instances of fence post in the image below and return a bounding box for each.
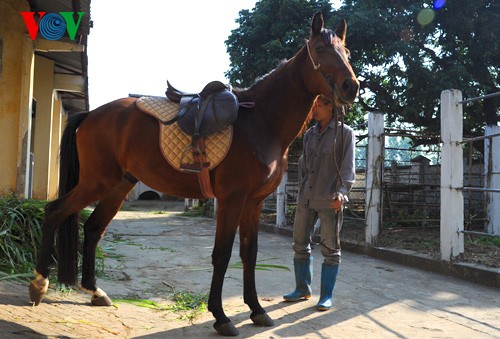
[276,171,287,228]
[365,112,384,246]
[485,125,500,235]
[184,198,199,209]
[440,89,464,261]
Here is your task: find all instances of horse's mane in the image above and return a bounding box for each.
[251,60,289,88]
[233,28,337,127]
[234,29,335,101]
[233,59,290,102]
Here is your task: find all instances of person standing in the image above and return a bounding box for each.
[283,94,356,311]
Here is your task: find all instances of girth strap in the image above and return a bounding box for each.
[123,172,139,184]
[180,138,214,198]
[195,139,214,198]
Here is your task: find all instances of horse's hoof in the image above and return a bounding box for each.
[88,287,113,306]
[91,294,113,306]
[213,321,239,336]
[250,312,274,327]
[29,278,48,306]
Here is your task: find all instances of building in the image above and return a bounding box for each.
[0,0,91,200]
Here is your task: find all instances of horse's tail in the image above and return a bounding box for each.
[57,112,89,286]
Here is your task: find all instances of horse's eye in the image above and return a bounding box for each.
[343,48,351,60]
[315,46,325,53]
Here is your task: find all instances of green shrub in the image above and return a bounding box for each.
[0,194,45,279]
[0,194,92,281]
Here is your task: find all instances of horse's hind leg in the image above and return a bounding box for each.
[30,188,97,305]
[80,178,136,306]
[239,200,274,327]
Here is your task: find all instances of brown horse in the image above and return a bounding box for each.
[29,12,358,336]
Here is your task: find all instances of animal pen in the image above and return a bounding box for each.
[260,89,499,265]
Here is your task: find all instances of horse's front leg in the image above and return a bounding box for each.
[239,200,274,327]
[208,197,243,336]
[80,180,134,306]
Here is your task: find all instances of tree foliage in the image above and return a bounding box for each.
[225,0,333,87]
[340,0,499,137]
[225,0,499,137]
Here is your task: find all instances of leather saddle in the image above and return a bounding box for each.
[166,80,239,138]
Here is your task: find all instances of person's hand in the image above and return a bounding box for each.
[330,193,344,212]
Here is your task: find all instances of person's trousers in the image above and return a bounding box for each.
[292,204,342,266]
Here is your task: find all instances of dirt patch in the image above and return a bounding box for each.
[343,227,499,268]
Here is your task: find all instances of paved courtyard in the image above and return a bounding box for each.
[0,201,498,338]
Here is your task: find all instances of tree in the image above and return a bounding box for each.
[225,0,363,125]
[225,0,333,87]
[226,0,499,138]
[338,0,499,137]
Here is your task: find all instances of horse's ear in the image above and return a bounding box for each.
[335,19,347,43]
[311,11,324,36]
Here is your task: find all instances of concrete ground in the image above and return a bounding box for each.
[0,200,498,338]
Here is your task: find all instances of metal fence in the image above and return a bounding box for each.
[260,90,499,264]
[440,90,500,260]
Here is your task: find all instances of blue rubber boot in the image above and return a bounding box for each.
[283,257,313,301]
[316,263,339,311]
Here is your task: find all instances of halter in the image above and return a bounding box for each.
[305,38,337,104]
[306,38,347,176]
[307,38,347,252]
[306,39,321,71]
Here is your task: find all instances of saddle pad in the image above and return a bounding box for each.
[136,96,233,171]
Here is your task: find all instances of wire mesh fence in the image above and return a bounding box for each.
[259,126,498,268]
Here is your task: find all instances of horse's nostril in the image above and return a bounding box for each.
[341,79,351,93]
[341,79,360,99]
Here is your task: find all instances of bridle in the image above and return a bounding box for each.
[305,37,348,149]
[306,38,347,189]
[305,38,342,100]
[307,38,347,252]
[306,39,321,71]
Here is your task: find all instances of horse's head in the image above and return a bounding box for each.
[305,12,359,107]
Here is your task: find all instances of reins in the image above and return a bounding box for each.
[306,39,346,193]
[333,105,345,192]
[307,39,346,252]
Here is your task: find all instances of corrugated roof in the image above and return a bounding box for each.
[29,0,92,112]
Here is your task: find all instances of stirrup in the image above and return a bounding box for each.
[179,144,210,173]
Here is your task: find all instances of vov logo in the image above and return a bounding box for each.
[21,12,85,41]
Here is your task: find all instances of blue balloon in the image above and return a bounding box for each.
[433,0,446,10]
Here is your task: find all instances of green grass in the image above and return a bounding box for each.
[152,210,167,215]
[180,203,212,218]
[140,245,176,252]
[474,236,500,247]
[0,194,91,281]
[167,290,208,321]
[0,194,45,278]
[114,290,208,322]
[229,260,290,271]
[113,298,167,310]
[179,205,205,217]
[0,271,34,282]
[187,258,290,272]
